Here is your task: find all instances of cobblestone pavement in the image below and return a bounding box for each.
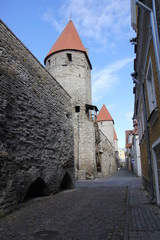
[0,187,126,240]
[128,186,160,240]
[1,168,160,240]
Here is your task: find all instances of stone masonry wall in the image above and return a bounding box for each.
[98,121,114,147]
[99,130,117,177]
[0,20,74,215]
[46,50,92,107]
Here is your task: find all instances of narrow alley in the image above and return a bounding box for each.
[1,168,160,240]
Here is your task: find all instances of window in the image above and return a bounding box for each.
[48,59,51,66]
[141,102,145,134]
[67,53,72,61]
[75,106,80,113]
[138,99,144,140]
[146,58,157,113]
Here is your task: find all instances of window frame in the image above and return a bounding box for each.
[146,57,157,114]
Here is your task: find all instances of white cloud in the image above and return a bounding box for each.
[92,58,133,103]
[41,0,131,47]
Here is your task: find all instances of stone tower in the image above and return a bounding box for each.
[97,104,115,147]
[44,20,98,179]
[97,104,118,175]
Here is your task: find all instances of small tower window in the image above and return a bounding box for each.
[75,106,80,113]
[48,59,51,66]
[67,53,72,61]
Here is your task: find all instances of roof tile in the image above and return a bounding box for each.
[97,104,114,122]
[45,20,86,62]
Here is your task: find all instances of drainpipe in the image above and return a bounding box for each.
[136,0,160,87]
[77,113,80,171]
[132,77,154,200]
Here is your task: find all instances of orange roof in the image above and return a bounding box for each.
[97,104,114,123]
[44,20,92,68]
[114,127,118,140]
[125,130,133,148]
[126,143,132,148]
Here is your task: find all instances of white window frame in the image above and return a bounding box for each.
[146,57,157,114]
[141,102,145,135]
[138,97,143,141]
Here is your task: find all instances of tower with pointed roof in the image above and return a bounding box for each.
[44,20,92,106]
[97,104,115,147]
[44,20,97,179]
[97,104,118,176]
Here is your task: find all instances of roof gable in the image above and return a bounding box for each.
[97,104,114,123]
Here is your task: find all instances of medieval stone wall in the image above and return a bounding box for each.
[0,20,74,215]
[99,131,117,177]
[78,115,96,179]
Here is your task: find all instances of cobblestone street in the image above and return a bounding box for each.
[1,168,160,240]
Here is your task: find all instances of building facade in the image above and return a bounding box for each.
[132,126,142,176]
[131,0,160,204]
[125,130,133,171]
[118,148,126,167]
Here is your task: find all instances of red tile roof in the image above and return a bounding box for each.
[126,143,132,148]
[97,104,114,123]
[125,130,133,148]
[44,20,92,68]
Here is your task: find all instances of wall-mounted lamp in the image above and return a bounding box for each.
[130,37,137,45]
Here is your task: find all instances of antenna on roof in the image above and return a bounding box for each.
[70,10,72,20]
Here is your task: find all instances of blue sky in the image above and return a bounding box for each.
[1,0,135,148]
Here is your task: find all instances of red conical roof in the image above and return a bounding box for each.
[97,104,114,123]
[44,20,91,68]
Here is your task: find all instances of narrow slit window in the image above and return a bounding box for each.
[75,106,80,113]
[67,53,72,61]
